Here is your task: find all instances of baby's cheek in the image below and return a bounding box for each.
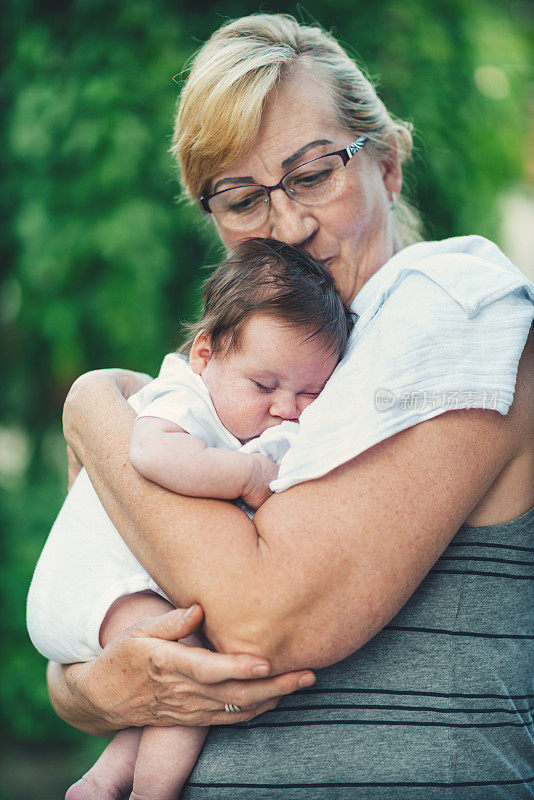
[298,397,315,415]
[220,396,257,439]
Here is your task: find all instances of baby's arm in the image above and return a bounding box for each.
[130,417,278,509]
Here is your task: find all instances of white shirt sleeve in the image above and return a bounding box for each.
[129,353,241,450]
[271,236,534,492]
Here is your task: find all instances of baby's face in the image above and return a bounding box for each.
[191,314,339,443]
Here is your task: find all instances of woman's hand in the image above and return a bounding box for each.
[49,604,315,735]
[64,368,152,490]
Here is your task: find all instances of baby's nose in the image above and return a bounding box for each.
[270,392,298,421]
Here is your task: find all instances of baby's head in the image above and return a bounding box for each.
[183,238,355,442]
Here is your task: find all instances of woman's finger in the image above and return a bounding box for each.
[157,606,315,692]
[132,605,281,683]
[208,697,283,726]
[132,605,315,704]
[117,369,154,399]
[136,606,273,683]
[133,605,273,680]
[207,670,316,709]
[163,639,316,704]
[162,637,275,684]
[132,604,206,643]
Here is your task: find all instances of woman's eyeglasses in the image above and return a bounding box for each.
[200,136,368,231]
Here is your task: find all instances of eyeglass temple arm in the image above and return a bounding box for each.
[341,135,368,165]
[200,194,212,213]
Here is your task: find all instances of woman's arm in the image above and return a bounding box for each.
[63,341,533,674]
[65,367,153,490]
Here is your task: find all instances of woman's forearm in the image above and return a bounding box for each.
[47,661,117,736]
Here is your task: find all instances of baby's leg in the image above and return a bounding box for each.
[66,592,206,800]
[130,724,208,800]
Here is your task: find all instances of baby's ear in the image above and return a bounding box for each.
[189,331,213,375]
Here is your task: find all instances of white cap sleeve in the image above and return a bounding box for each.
[129,353,240,449]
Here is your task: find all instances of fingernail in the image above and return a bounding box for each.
[298,673,316,688]
[184,604,198,619]
[252,664,270,677]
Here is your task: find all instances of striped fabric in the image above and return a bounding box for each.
[183,505,534,799]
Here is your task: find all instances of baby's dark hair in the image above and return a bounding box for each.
[180,238,355,358]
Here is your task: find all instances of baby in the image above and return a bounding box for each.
[27,238,354,800]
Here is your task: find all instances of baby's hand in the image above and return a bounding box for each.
[241,454,279,511]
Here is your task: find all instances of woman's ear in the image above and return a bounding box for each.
[189,331,213,375]
[381,137,402,198]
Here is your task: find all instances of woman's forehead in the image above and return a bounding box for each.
[211,71,348,183]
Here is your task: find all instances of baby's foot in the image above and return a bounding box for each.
[65,727,140,800]
[130,788,183,800]
[65,770,131,800]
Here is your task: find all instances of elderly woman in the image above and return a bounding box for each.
[47,14,533,799]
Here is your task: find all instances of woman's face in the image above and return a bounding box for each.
[208,68,402,304]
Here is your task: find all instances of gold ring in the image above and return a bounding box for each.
[224,703,241,713]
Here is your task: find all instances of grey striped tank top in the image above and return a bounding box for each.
[183,504,534,799]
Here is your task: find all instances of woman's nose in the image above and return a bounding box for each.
[269,391,299,421]
[268,190,319,247]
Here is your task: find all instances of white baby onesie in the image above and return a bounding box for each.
[26,357,297,664]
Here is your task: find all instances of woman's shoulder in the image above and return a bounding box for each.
[351,235,534,325]
[347,234,534,420]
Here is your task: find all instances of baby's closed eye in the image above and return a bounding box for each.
[252,381,275,393]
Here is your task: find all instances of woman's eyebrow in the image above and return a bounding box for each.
[281,139,333,169]
[212,176,255,192]
[212,140,334,192]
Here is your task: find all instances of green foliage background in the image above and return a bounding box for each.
[0,0,532,795]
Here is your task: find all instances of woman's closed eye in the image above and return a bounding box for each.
[228,189,265,214]
[291,167,333,188]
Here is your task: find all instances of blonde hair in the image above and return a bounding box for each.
[172,13,422,245]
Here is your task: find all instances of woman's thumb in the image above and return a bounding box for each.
[139,604,204,641]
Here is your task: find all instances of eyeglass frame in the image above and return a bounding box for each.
[199,135,369,215]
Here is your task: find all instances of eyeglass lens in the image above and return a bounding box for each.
[209,154,346,231]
